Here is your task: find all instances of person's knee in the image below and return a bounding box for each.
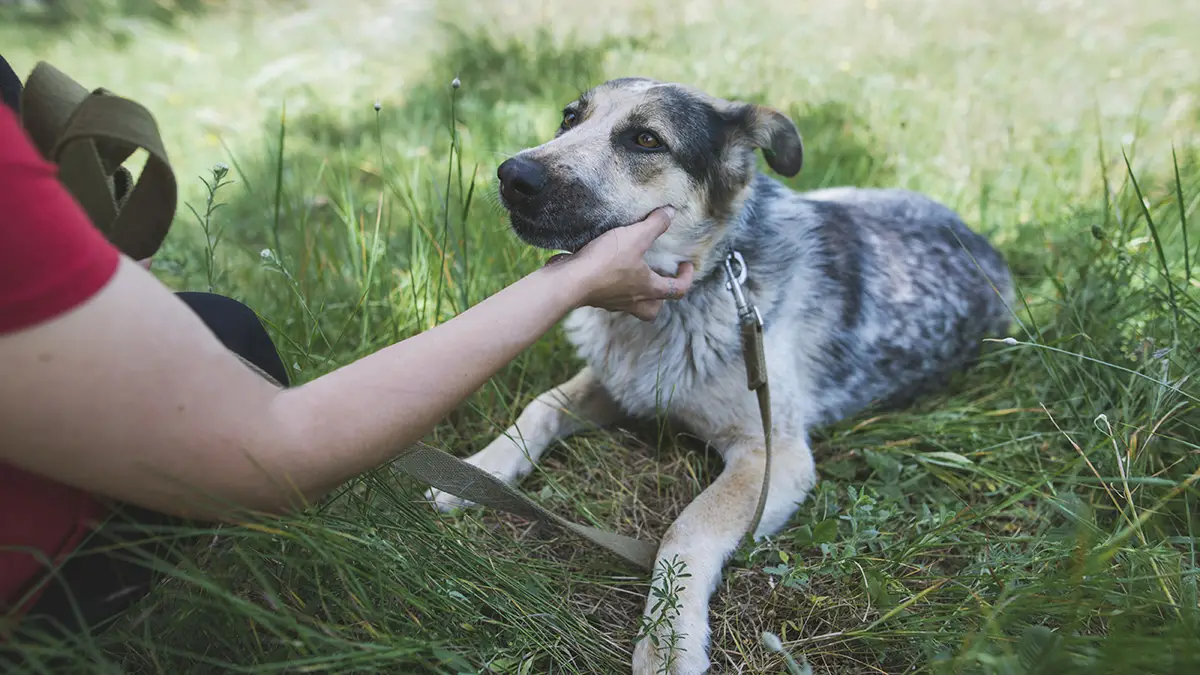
[175,292,290,386]
[1,53,23,114]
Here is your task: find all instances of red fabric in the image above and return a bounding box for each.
[0,105,119,625]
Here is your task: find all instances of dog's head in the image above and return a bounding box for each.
[495,77,803,273]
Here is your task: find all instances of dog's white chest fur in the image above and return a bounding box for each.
[561,302,817,446]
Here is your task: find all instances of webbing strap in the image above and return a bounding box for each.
[741,316,773,548]
[19,61,176,261]
[390,292,775,572]
[392,443,658,570]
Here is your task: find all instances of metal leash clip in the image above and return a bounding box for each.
[723,250,762,328]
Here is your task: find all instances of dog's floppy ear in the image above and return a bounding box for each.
[746,105,804,177]
[723,102,804,177]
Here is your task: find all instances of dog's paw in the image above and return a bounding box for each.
[631,637,710,675]
[631,637,661,675]
[631,633,710,675]
[423,487,477,513]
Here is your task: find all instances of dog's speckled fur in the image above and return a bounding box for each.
[427,77,1014,674]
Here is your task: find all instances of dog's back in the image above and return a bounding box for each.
[765,181,1015,425]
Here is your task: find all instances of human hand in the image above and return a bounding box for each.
[551,207,695,321]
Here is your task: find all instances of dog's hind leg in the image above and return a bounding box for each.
[632,436,816,675]
[425,366,622,512]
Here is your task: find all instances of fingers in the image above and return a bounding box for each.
[631,260,694,320]
[575,206,674,265]
[631,299,664,322]
[624,206,675,249]
[671,261,695,296]
[649,260,696,300]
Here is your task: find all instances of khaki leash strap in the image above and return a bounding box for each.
[385,252,778,570]
[724,251,773,550]
[390,443,659,570]
[19,61,177,261]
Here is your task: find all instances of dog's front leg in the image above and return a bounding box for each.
[426,366,621,512]
[632,437,816,675]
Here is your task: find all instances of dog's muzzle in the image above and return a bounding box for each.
[495,154,609,252]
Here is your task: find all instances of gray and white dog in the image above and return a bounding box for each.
[427,77,1014,674]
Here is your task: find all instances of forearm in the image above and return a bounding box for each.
[267,262,585,502]
[0,258,584,521]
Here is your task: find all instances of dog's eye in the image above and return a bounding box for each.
[561,111,578,129]
[634,132,662,149]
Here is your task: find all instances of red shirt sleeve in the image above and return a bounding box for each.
[0,104,118,625]
[0,105,121,334]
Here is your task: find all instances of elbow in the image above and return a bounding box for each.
[228,389,338,517]
[171,396,332,524]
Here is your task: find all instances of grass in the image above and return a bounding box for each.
[3,0,1200,672]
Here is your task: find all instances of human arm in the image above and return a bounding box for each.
[0,208,693,522]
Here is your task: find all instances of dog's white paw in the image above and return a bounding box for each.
[631,632,710,675]
[423,487,477,513]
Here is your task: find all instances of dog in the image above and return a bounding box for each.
[426,77,1014,674]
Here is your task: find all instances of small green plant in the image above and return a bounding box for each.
[636,555,693,674]
[186,161,234,293]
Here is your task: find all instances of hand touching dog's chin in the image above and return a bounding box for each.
[643,248,689,278]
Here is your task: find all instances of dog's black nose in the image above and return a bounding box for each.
[497,156,548,204]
